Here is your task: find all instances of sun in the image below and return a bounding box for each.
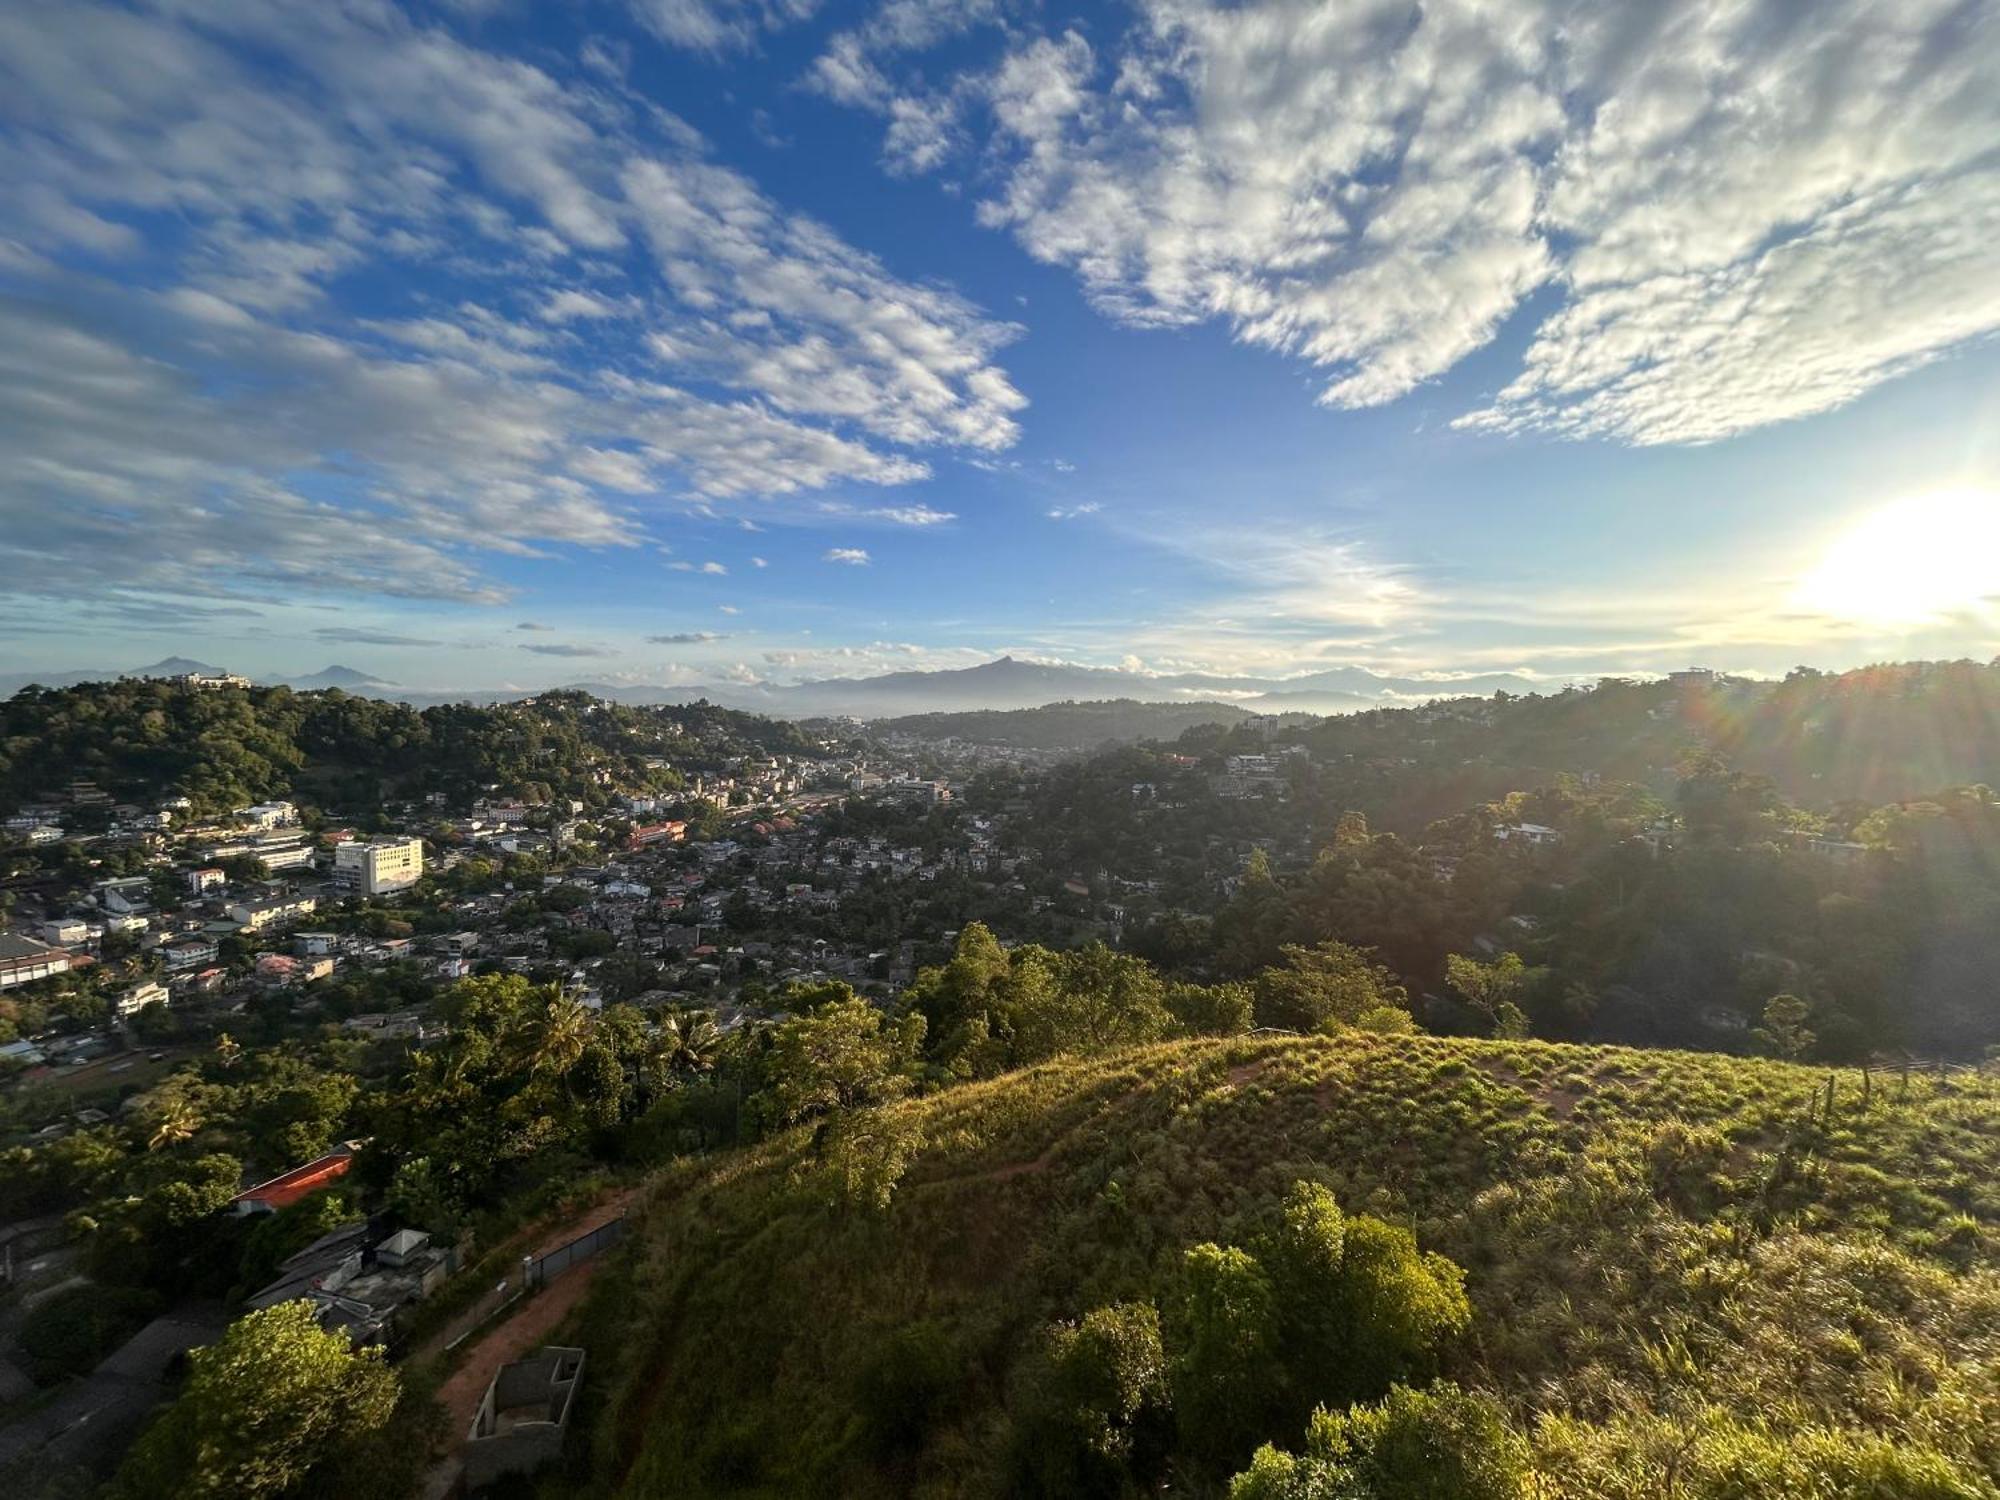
[1795,487,2000,627]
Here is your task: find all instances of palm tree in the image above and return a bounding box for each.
[146,1096,201,1151]
[660,1011,723,1077]
[521,989,593,1079]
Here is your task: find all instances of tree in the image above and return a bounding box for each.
[1228,1383,1530,1500]
[114,1301,398,1499]
[760,994,909,1126]
[1444,953,1537,1038]
[1173,1243,1281,1469]
[1754,992,1816,1060]
[1254,943,1408,1033]
[1018,1301,1170,1495]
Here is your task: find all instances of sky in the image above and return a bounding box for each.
[1,0,1997,693]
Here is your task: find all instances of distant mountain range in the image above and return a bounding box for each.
[0,653,1549,719]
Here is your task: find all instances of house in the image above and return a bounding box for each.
[229,893,319,932]
[464,1347,587,1489]
[24,825,64,845]
[230,1140,365,1215]
[1494,823,1562,848]
[245,1221,455,1344]
[93,876,153,915]
[187,868,226,894]
[626,821,687,850]
[238,800,299,829]
[295,931,340,957]
[161,936,221,972]
[40,918,90,946]
[114,980,169,1020]
[0,932,73,990]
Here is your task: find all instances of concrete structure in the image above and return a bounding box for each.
[114,979,169,1019]
[0,932,73,990]
[334,837,425,896]
[160,936,221,972]
[238,800,298,828]
[464,1346,586,1490]
[230,893,319,931]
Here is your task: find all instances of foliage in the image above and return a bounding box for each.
[577,1033,2000,1498]
[112,1300,398,1500]
[1016,1300,1170,1494]
[1230,1383,1531,1500]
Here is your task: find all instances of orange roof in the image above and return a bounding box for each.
[231,1141,361,1212]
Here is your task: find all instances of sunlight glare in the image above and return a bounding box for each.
[1795,487,2000,626]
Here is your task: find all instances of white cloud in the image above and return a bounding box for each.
[630,0,819,54]
[832,0,2000,442]
[0,0,1025,613]
[824,547,871,565]
[751,555,768,567]
[1047,501,1102,520]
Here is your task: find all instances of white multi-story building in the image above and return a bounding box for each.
[333,837,425,897]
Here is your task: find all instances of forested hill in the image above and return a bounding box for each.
[875,697,1259,749]
[0,681,829,818]
[1294,658,2000,808]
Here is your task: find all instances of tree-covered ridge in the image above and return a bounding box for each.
[564,1031,2000,1498]
[1292,658,2000,811]
[875,698,1258,749]
[0,680,831,816]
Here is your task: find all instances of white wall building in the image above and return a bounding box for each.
[334,837,425,896]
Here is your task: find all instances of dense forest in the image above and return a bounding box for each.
[0,681,831,818]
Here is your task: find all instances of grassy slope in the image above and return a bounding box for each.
[562,1034,2000,1498]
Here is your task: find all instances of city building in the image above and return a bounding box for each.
[333,837,425,896]
[0,933,73,990]
[229,893,320,932]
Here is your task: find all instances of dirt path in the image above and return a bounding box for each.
[433,1260,604,1442]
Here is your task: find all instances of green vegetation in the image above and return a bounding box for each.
[0,679,832,818]
[112,1300,401,1499]
[559,1030,2000,1497]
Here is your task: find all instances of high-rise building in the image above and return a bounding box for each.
[333,837,425,896]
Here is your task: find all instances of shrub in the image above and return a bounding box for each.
[1229,1382,1530,1500]
[1016,1301,1170,1494]
[1173,1244,1282,1469]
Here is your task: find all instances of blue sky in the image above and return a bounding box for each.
[1,0,1997,691]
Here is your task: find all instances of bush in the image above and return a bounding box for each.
[1229,1383,1530,1500]
[1016,1301,1170,1495]
[1173,1243,1282,1469]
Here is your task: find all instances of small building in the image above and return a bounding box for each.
[187,868,227,895]
[230,1140,365,1215]
[230,893,319,932]
[114,979,169,1020]
[464,1347,587,1490]
[1494,822,1562,848]
[238,800,299,829]
[161,936,221,972]
[93,877,153,915]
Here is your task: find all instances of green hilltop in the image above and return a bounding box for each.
[558,1031,2000,1499]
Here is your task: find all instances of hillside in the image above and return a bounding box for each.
[874,698,1260,750]
[561,1034,2000,1499]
